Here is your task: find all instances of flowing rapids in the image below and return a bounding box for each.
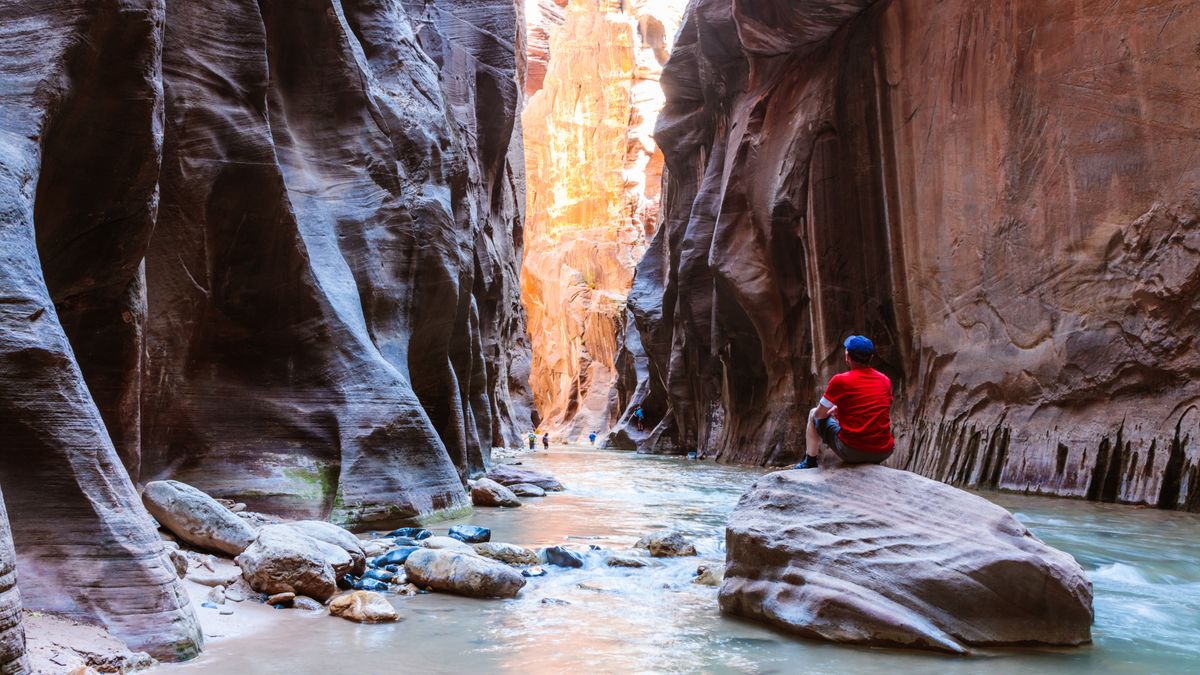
[164,447,1200,674]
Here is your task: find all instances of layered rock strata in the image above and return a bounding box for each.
[617,0,1200,510]
[0,0,528,658]
[521,0,685,441]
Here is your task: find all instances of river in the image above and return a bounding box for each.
[168,446,1200,674]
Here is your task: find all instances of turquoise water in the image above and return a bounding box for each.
[166,447,1200,674]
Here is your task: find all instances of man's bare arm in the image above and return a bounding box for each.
[814,397,836,420]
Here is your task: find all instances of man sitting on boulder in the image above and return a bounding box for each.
[795,335,894,469]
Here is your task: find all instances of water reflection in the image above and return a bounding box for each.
[166,447,1200,674]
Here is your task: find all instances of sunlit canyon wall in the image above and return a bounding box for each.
[617,0,1200,511]
[0,0,530,658]
[521,0,686,441]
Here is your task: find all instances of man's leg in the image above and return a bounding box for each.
[795,408,821,469]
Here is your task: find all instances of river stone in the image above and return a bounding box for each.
[187,569,240,588]
[363,568,396,583]
[282,521,368,575]
[141,480,257,555]
[542,546,584,568]
[236,528,338,602]
[473,542,538,566]
[386,528,433,540]
[371,547,420,567]
[606,556,649,568]
[634,532,697,557]
[508,483,546,498]
[293,596,324,611]
[363,539,394,558]
[329,591,399,623]
[420,536,476,552]
[405,549,527,598]
[267,592,295,606]
[720,466,1094,653]
[693,564,724,586]
[260,525,355,578]
[205,585,226,605]
[485,465,564,491]
[470,478,522,508]
[447,526,491,544]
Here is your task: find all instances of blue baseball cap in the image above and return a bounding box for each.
[844,335,875,359]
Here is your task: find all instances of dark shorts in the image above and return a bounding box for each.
[815,416,892,464]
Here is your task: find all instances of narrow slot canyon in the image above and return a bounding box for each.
[0,0,1198,673]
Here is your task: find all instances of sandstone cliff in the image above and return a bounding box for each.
[0,0,529,658]
[521,0,685,441]
[621,0,1200,511]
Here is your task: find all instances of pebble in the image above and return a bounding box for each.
[293,596,324,611]
[522,566,548,578]
[225,587,246,602]
[267,592,295,605]
[219,608,235,615]
[540,598,570,606]
[606,556,649,568]
[200,601,219,610]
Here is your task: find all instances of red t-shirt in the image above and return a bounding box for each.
[820,367,894,452]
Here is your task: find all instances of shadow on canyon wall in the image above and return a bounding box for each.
[0,0,530,661]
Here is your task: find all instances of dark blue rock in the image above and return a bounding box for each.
[337,573,357,590]
[370,546,418,567]
[447,525,491,543]
[387,528,433,540]
[390,536,419,546]
[201,601,219,610]
[363,568,395,583]
[522,566,548,578]
[542,546,584,568]
[383,564,401,574]
[355,578,390,592]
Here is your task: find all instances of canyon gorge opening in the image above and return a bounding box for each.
[0,0,1198,671]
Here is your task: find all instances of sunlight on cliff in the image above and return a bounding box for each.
[519,0,687,441]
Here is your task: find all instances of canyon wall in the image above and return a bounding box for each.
[0,0,528,658]
[623,0,1200,510]
[521,0,685,440]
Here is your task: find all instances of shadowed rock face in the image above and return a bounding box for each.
[0,0,528,657]
[619,0,1200,510]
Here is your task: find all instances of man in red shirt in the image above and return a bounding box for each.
[795,335,894,469]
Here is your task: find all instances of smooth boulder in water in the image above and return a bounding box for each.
[447,525,491,544]
[485,465,564,492]
[142,480,258,555]
[720,466,1094,653]
[405,549,526,598]
[281,521,367,575]
[508,483,546,498]
[473,542,538,566]
[329,591,399,623]
[542,546,584,568]
[387,528,433,540]
[470,478,522,508]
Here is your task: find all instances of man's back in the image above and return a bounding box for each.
[822,367,894,452]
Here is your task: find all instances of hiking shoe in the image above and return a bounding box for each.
[794,455,819,470]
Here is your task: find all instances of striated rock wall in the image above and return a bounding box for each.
[623,0,1200,510]
[521,0,685,441]
[0,0,529,657]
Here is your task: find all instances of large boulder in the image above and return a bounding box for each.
[236,528,338,602]
[281,521,367,575]
[470,479,522,508]
[720,467,1094,653]
[142,480,257,555]
[485,465,564,492]
[405,549,526,598]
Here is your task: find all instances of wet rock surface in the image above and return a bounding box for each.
[634,532,696,558]
[508,483,547,498]
[448,526,492,544]
[142,481,258,556]
[473,543,539,566]
[404,549,527,599]
[542,546,585,569]
[614,0,1200,510]
[720,467,1094,652]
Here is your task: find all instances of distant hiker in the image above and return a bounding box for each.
[633,405,645,431]
[542,432,550,450]
[528,432,536,450]
[795,335,894,470]
[589,432,597,445]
